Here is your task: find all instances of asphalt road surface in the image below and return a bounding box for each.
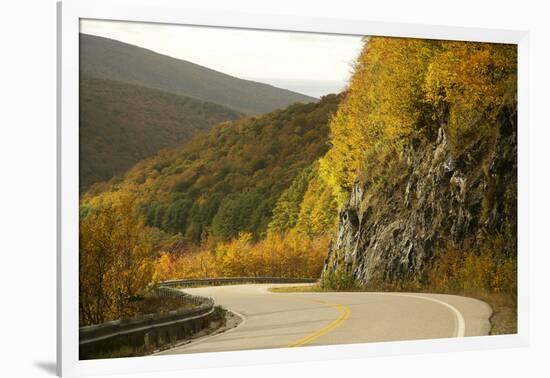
[157,283,492,355]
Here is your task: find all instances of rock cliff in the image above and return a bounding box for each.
[322,105,517,285]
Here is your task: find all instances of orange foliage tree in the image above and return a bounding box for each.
[153,231,329,281]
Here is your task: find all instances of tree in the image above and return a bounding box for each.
[295,174,338,236]
[268,165,314,234]
[79,194,154,326]
[211,196,241,240]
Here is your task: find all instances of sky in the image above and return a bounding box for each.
[80,19,365,98]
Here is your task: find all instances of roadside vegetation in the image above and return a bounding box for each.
[153,231,329,281]
[79,195,155,326]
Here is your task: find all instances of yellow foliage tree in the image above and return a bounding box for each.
[295,174,339,236]
[153,231,328,281]
[79,194,154,326]
[424,41,517,149]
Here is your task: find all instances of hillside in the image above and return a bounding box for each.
[80,33,318,115]
[82,93,343,244]
[80,75,242,190]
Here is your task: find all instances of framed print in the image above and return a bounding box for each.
[57,0,529,376]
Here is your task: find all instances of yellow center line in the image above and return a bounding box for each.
[287,299,351,347]
[198,286,352,348]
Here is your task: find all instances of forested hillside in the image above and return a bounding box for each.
[81,93,342,245]
[80,75,242,190]
[80,34,318,115]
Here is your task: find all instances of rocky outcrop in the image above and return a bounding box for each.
[322,106,517,285]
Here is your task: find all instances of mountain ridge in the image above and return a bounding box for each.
[79,75,242,190]
[80,33,318,115]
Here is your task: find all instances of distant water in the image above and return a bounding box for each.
[245,78,347,99]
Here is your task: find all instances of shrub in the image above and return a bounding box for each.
[426,235,517,296]
[320,269,359,291]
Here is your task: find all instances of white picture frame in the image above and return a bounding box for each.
[57,0,530,376]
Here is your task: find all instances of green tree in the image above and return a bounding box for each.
[268,165,314,233]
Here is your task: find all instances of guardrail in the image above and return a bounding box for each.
[79,286,219,359]
[79,277,316,359]
[161,276,318,287]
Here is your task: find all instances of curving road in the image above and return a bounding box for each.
[157,284,492,355]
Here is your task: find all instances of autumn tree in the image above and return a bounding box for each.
[424,41,517,150]
[268,165,314,234]
[79,194,154,326]
[294,174,339,236]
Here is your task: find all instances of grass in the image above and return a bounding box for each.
[472,292,516,335]
[269,285,332,293]
[119,295,195,320]
[269,284,516,335]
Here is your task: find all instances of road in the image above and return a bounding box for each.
[157,284,492,355]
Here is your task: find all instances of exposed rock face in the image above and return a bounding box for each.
[322,106,517,285]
